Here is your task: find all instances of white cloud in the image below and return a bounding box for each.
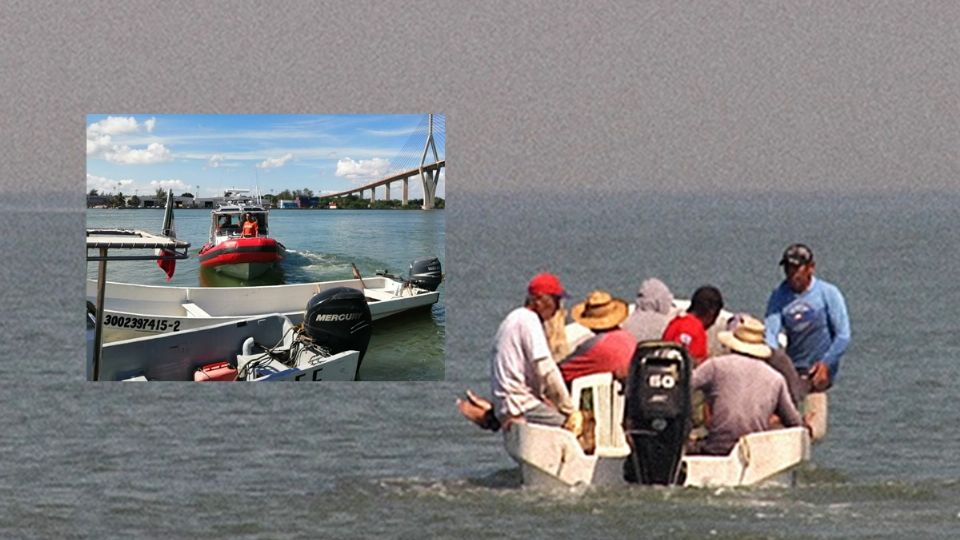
[86,173,189,196]
[208,154,224,168]
[86,134,113,156]
[365,127,418,137]
[87,116,167,162]
[104,142,172,164]
[86,173,134,194]
[335,157,390,181]
[88,116,139,136]
[256,153,294,170]
[149,179,190,192]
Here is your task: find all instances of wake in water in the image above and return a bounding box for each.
[281,249,396,283]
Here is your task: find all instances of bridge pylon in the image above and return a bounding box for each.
[419,114,441,210]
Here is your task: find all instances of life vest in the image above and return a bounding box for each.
[242,220,258,237]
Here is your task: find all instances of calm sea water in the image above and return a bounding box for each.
[85,208,445,381]
[2,192,959,538]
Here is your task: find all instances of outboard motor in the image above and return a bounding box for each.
[408,256,442,291]
[623,341,692,485]
[303,287,373,363]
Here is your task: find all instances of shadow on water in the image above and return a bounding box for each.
[793,462,851,486]
[465,468,524,489]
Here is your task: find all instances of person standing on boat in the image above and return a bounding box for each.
[558,290,637,384]
[764,244,850,440]
[661,286,724,365]
[621,278,676,342]
[242,213,259,237]
[689,316,806,455]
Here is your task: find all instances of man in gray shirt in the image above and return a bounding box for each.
[622,278,675,342]
[690,315,804,455]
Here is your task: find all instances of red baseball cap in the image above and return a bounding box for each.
[528,272,567,297]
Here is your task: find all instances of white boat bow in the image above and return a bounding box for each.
[87,274,440,342]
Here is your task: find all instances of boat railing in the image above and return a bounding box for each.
[570,373,631,458]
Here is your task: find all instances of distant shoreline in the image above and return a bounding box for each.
[86,206,445,211]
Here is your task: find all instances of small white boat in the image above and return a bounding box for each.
[86,261,441,343]
[92,313,362,381]
[503,320,811,489]
[505,371,811,488]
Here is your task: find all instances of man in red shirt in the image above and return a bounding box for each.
[662,286,724,365]
[559,290,637,383]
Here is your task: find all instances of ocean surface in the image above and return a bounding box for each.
[3,191,960,538]
[85,208,445,381]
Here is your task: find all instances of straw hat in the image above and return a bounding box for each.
[571,290,629,330]
[717,315,772,359]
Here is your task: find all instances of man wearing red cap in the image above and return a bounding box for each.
[487,272,576,427]
[458,272,576,430]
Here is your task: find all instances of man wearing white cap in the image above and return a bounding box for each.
[690,315,805,456]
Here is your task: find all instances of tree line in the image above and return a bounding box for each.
[87,188,443,209]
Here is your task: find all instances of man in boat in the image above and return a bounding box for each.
[557,290,637,384]
[458,272,577,431]
[621,278,676,342]
[726,313,805,406]
[689,315,806,455]
[764,243,850,440]
[661,285,724,365]
[242,213,259,237]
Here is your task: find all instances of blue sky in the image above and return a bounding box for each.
[86,114,445,199]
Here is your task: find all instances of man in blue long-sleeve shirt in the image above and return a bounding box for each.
[765,243,850,388]
[764,244,849,440]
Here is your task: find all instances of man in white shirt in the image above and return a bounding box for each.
[459,272,576,430]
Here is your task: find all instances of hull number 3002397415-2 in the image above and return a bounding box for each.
[103,314,182,332]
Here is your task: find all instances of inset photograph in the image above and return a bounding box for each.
[86,114,445,381]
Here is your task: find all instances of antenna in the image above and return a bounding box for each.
[255,166,262,205]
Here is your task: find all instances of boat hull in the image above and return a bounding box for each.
[503,372,811,489]
[506,423,810,489]
[86,276,440,342]
[92,314,359,381]
[198,237,282,279]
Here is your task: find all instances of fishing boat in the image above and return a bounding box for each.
[197,190,284,280]
[503,309,812,489]
[92,310,368,382]
[85,256,443,342]
[86,195,373,381]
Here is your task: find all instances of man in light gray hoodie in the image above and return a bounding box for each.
[621,278,676,342]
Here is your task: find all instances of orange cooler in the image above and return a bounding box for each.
[194,361,238,382]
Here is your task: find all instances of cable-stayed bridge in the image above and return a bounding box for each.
[323,114,445,209]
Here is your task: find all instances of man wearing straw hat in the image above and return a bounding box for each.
[689,315,805,456]
[558,290,637,383]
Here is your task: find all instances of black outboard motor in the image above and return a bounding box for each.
[408,256,442,291]
[623,341,692,485]
[303,287,373,365]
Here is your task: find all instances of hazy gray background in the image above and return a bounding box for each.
[2,2,956,206]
